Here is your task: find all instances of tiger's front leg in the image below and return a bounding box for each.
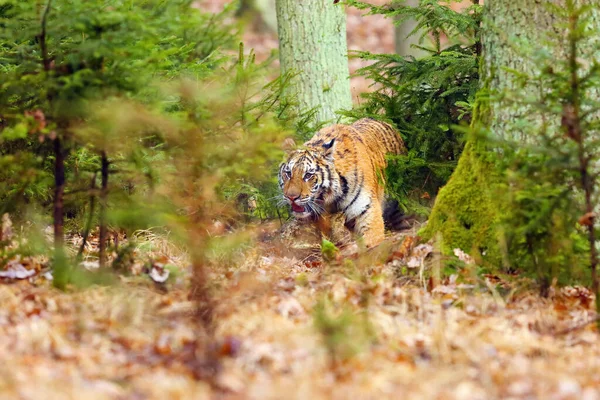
[353,200,385,248]
[316,213,353,246]
[316,214,333,241]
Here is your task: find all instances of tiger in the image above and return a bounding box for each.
[278,118,406,248]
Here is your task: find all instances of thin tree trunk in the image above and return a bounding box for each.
[52,137,69,289]
[276,0,352,124]
[39,0,52,72]
[77,172,97,261]
[53,137,65,248]
[236,0,278,33]
[393,0,426,57]
[562,9,600,311]
[99,151,109,268]
[189,223,220,380]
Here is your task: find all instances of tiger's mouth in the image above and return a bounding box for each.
[290,202,313,219]
[291,203,305,213]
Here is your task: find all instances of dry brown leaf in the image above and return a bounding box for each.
[0,262,36,279]
[578,212,596,227]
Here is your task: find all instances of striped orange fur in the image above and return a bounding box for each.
[279,118,405,247]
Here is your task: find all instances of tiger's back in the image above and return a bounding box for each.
[280,118,405,247]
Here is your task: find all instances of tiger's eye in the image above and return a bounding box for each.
[303,173,313,181]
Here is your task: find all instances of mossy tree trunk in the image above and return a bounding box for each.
[421,0,576,264]
[275,0,352,124]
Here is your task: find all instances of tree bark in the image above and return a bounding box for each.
[52,137,69,289]
[483,0,563,142]
[276,0,352,124]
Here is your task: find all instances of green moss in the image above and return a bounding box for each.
[419,76,507,267]
[419,140,503,266]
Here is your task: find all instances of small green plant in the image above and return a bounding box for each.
[313,298,368,374]
[321,239,339,262]
[498,1,600,303]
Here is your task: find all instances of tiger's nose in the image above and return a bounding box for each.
[286,194,300,203]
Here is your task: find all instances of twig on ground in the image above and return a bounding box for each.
[554,315,600,336]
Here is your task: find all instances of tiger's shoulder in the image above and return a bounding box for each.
[305,118,404,158]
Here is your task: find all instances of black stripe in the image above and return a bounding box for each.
[340,175,349,196]
[343,174,364,212]
[333,174,349,204]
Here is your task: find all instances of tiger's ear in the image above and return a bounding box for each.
[322,138,336,160]
[281,137,297,155]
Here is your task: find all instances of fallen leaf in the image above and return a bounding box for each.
[578,212,596,227]
[80,260,100,270]
[453,248,474,264]
[405,244,433,269]
[149,265,170,283]
[389,235,419,261]
[218,336,242,357]
[154,334,172,355]
[0,263,36,279]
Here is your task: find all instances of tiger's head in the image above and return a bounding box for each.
[278,140,335,219]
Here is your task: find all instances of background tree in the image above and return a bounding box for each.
[237,0,278,33]
[393,0,426,58]
[421,0,600,276]
[420,0,562,262]
[275,0,353,124]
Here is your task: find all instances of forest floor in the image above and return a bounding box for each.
[1,220,600,400]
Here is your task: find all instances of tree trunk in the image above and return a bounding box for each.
[483,0,564,142]
[276,0,352,124]
[237,0,278,33]
[52,137,69,289]
[420,0,571,264]
[99,151,109,268]
[53,137,65,249]
[77,172,97,261]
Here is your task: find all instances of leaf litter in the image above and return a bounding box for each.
[0,224,599,399]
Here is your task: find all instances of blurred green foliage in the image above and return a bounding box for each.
[0,0,313,286]
[313,297,373,372]
[0,0,236,218]
[496,1,600,294]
